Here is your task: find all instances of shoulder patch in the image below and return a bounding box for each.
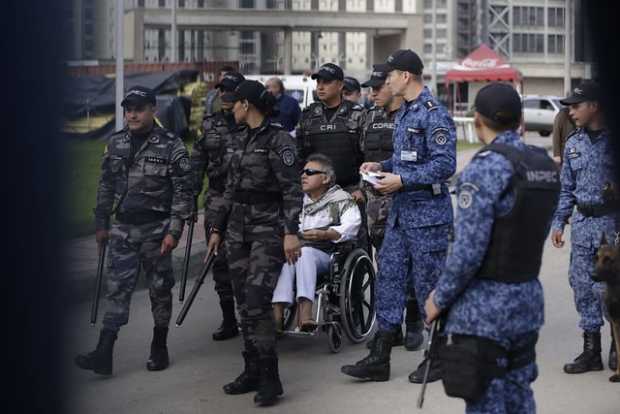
[431,127,450,145]
[457,182,480,209]
[178,156,191,172]
[279,147,296,167]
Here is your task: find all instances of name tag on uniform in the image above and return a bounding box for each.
[401,150,417,162]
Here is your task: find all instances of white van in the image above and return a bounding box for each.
[244,74,317,110]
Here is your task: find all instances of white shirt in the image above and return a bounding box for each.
[299,193,361,243]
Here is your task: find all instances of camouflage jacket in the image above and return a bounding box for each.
[212,119,302,240]
[94,126,194,239]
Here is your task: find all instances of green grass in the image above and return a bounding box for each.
[66,139,107,238]
[457,140,482,152]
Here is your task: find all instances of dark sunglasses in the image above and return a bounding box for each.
[302,168,326,176]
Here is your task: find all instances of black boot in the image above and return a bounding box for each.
[213,300,239,341]
[405,298,424,351]
[366,326,403,349]
[409,334,444,383]
[254,356,284,406]
[610,329,617,371]
[563,331,604,374]
[74,329,117,375]
[223,351,260,395]
[146,327,169,371]
[342,330,394,381]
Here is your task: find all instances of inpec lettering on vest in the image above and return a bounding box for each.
[526,170,558,183]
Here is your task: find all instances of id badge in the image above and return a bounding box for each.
[401,150,418,162]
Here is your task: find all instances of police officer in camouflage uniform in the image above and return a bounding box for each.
[551,81,618,374]
[191,72,246,341]
[207,80,302,407]
[361,64,424,351]
[342,49,456,383]
[75,86,194,375]
[296,63,366,206]
[425,83,559,413]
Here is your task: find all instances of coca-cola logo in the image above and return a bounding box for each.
[462,58,499,68]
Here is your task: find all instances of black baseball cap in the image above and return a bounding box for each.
[215,72,245,92]
[311,63,344,81]
[474,83,522,125]
[560,80,601,105]
[385,49,424,75]
[121,86,156,107]
[362,64,390,88]
[221,80,272,107]
[343,76,361,92]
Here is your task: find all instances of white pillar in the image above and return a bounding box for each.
[171,0,177,63]
[431,0,437,94]
[115,0,125,131]
[563,0,571,93]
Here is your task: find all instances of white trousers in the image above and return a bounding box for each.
[272,246,331,304]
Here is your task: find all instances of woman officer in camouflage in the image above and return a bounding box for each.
[207,80,303,407]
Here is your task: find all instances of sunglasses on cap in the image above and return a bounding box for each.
[301,168,326,176]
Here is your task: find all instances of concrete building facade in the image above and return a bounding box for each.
[106,0,425,79]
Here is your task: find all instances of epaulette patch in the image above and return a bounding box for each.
[424,100,438,111]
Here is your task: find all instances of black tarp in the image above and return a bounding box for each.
[64,69,198,118]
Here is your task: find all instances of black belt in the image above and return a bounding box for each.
[116,210,169,225]
[577,203,615,218]
[232,191,282,205]
[410,183,434,192]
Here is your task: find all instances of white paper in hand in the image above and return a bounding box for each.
[361,171,384,186]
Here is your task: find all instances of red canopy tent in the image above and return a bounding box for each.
[445,44,522,114]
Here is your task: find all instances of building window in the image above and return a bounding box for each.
[198,0,205,7]
[513,33,544,53]
[241,31,254,40]
[240,0,255,8]
[159,0,166,8]
[548,34,565,54]
[138,0,145,7]
[436,28,446,38]
[424,29,432,38]
[241,43,255,54]
[548,7,565,27]
[513,6,544,27]
[179,0,185,8]
[436,13,446,24]
[424,43,432,54]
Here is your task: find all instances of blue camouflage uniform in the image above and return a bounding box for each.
[434,130,544,414]
[551,128,616,333]
[376,86,456,331]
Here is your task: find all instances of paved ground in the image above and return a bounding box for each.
[62,133,620,413]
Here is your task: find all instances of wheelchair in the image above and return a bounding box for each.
[280,243,376,353]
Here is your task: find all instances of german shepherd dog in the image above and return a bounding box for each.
[594,235,620,382]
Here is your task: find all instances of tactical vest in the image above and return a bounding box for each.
[476,143,560,283]
[302,103,362,188]
[364,109,395,163]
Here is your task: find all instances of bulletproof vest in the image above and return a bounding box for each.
[476,143,560,283]
[302,102,362,187]
[364,108,395,163]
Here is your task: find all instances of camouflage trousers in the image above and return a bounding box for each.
[204,218,234,303]
[465,333,539,414]
[376,223,449,331]
[569,245,605,332]
[225,232,284,356]
[364,188,392,250]
[102,219,175,333]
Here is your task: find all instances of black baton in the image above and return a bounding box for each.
[178,217,196,302]
[89,241,107,326]
[417,319,440,409]
[175,251,217,326]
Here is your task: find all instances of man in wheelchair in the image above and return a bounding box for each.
[272,153,362,333]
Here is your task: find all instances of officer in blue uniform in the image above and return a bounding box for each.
[550,81,618,374]
[341,49,456,383]
[425,83,560,413]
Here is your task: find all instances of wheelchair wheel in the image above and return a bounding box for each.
[327,324,343,353]
[339,248,376,343]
